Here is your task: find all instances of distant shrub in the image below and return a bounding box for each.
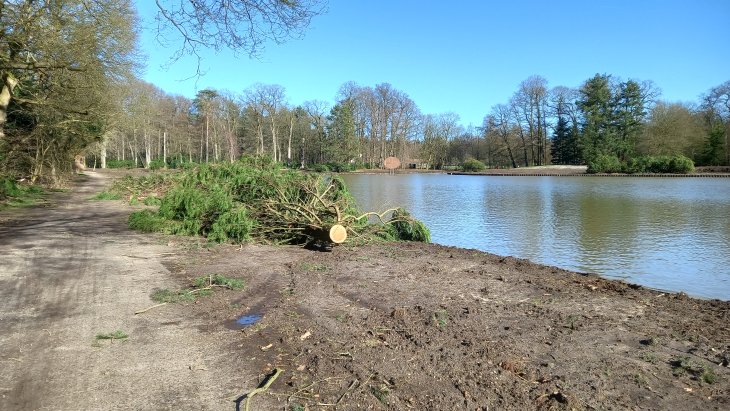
[0,177,22,199]
[311,164,330,172]
[149,158,166,170]
[462,158,487,172]
[624,155,694,174]
[106,159,137,169]
[587,154,622,174]
[667,155,694,174]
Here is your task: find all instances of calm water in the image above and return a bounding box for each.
[341,174,730,300]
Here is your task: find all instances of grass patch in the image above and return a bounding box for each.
[433,309,449,327]
[370,384,390,405]
[151,288,210,303]
[91,191,121,200]
[642,352,657,364]
[0,177,46,209]
[670,356,717,383]
[151,274,244,304]
[702,367,718,384]
[95,330,128,341]
[634,373,648,387]
[192,274,245,290]
[301,262,328,272]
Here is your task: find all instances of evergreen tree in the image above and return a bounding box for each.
[326,101,358,164]
[576,74,615,163]
[613,80,646,161]
[551,116,570,164]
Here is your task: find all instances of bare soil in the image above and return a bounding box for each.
[1,170,728,410]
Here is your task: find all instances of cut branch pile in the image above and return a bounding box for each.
[127,157,430,245]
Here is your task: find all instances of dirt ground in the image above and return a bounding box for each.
[1,170,728,410]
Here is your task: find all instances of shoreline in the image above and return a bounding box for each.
[347,165,730,177]
[172,241,730,409]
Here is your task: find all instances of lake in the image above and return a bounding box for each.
[341,173,730,300]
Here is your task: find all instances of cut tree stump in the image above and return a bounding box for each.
[329,224,347,244]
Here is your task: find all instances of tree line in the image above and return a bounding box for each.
[93,74,730,174]
[1,1,728,185]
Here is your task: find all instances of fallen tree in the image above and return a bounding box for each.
[125,157,430,245]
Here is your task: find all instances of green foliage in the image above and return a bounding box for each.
[702,367,718,384]
[208,207,253,243]
[625,155,694,174]
[703,126,726,166]
[387,208,431,242]
[106,159,137,169]
[92,191,121,200]
[95,330,128,340]
[192,274,245,290]
[311,163,330,172]
[1,177,23,199]
[0,177,45,208]
[577,74,650,164]
[587,154,623,173]
[462,158,486,172]
[433,309,449,327]
[110,173,179,204]
[149,158,166,170]
[370,384,390,405]
[128,210,174,233]
[142,196,162,206]
[125,157,429,245]
[151,288,211,303]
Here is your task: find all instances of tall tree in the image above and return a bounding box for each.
[576,74,615,163]
[640,102,704,160]
[1,0,139,181]
[327,101,358,164]
[613,80,647,161]
[700,81,730,165]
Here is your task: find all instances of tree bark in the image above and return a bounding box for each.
[0,73,19,138]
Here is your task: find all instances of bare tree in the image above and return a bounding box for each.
[153,0,326,67]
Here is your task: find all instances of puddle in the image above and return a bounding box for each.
[236,314,262,326]
[226,312,263,329]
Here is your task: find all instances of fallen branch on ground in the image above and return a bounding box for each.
[243,368,283,411]
[134,302,168,315]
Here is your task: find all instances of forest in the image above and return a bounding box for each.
[1,1,729,186]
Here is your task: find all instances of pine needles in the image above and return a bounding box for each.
[126,157,430,245]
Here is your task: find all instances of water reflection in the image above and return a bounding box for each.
[342,174,730,300]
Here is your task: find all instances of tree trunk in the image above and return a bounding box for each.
[270,115,277,161]
[0,73,18,138]
[144,131,151,169]
[287,116,294,165]
[100,139,107,169]
[205,116,209,163]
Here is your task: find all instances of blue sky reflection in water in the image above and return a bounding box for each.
[342,174,730,300]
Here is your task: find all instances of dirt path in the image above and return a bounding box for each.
[0,171,291,410]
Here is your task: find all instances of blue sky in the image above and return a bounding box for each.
[135,0,730,127]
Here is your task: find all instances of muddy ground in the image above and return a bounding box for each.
[1,170,728,410]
